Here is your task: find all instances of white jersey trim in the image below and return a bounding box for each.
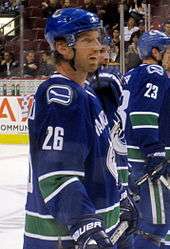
[38,170,85,182]
[117,166,129,170]
[132,125,158,129]
[128,158,145,163]
[130,111,159,117]
[105,219,120,233]
[25,210,53,219]
[95,202,119,214]
[85,89,96,98]
[127,145,140,149]
[44,177,79,203]
[24,232,72,241]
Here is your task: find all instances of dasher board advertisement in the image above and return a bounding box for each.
[0,96,33,144]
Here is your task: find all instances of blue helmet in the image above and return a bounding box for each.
[45,8,101,49]
[101,35,112,46]
[138,30,170,59]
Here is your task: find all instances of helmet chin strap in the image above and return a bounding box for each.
[53,46,77,71]
[69,47,77,71]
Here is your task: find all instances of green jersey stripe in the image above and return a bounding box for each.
[97,205,120,229]
[165,234,170,241]
[127,146,170,160]
[25,205,120,238]
[149,180,165,224]
[127,147,145,160]
[117,168,129,185]
[25,213,70,237]
[39,175,79,200]
[130,113,158,127]
[153,182,163,224]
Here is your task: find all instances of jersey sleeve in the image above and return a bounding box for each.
[31,83,96,225]
[128,69,169,156]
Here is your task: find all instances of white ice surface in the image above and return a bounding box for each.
[0,144,29,249]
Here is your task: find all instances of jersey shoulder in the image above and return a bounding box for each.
[35,73,88,108]
[124,64,168,89]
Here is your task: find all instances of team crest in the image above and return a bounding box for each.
[47,85,73,105]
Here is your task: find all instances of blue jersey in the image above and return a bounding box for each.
[123,64,170,165]
[23,73,120,249]
[123,64,170,225]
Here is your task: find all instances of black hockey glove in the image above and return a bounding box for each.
[144,152,168,181]
[120,195,138,235]
[90,70,122,114]
[70,216,113,249]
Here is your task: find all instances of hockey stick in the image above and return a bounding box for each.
[110,221,129,245]
[77,221,129,249]
[135,170,170,190]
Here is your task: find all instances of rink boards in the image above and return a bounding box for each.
[0,96,32,144]
[0,78,43,144]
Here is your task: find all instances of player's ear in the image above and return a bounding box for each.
[54,40,73,60]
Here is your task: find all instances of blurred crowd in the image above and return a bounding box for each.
[0,0,170,78]
[0,0,27,15]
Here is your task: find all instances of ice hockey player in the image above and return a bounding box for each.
[23,8,121,249]
[123,30,170,249]
[160,47,170,249]
[90,34,138,249]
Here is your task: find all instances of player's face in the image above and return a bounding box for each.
[163,48,170,71]
[152,48,164,64]
[99,45,110,66]
[74,30,101,73]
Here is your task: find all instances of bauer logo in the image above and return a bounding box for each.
[73,221,102,241]
[47,85,73,105]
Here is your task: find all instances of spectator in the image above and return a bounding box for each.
[133,18,145,37]
[163,20,170,37]
[0,0,21,15]
[62,0,72,8]
[23,50,38,77]
[110,43,120,64]
[10,0,20,13]
[38,51,55,77]
[0,31,6,55]
[163,47,170,77]
[124,16,139,50]
[100,0,119,28]
[128,0,145,22]
[82,0,97,14]
[109,26,120,63]
[125,32,141,71]
[0,51,18,77]
[111,26,120,47]
[0,0,11,14]
[42,0,62,18]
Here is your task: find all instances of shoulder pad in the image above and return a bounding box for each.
[47,84,73,105]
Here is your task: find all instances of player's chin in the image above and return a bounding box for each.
[88,62,99,72]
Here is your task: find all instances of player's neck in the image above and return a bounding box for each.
[142,58,158,65]
[56,63,87,85]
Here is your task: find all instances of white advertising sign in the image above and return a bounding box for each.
[0,96,33,134]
